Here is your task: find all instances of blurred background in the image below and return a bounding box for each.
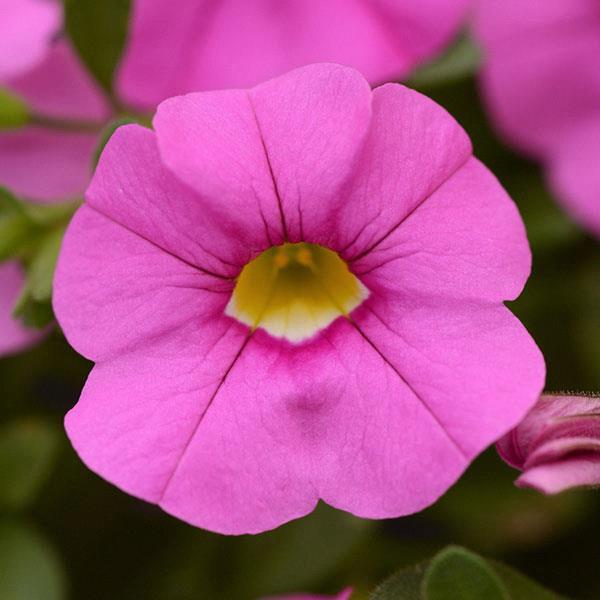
[1,2,599,599]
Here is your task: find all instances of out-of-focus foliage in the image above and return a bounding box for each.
[0,520,66,600]
[1,189,78,327]
[0,89,29,129]
[372,546,564,600]
[0,418,60,511]
[64,0,131,93]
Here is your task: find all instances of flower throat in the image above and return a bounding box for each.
[226,242,368,342]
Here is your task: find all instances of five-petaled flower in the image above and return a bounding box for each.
[497,394,600,494]
[54,64,545,534]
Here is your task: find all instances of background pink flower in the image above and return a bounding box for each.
[497,394,600,494]
[117,0,471,109]
[54,64,544,535]
[0,0,61,80]
[473,0,600,237]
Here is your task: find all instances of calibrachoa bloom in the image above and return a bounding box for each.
[118,0,471,109]
[473,0,600,237]
[54,64,544,534]
[497,394,600,494]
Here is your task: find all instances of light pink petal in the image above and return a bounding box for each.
[6,38,110,121]
[328,83,471,258]
[64,317,250,513]
[154,64,371,247]
[0,127,97,201]
[153,89,284,252]
[246,63,372,242]
[474,1,600,157]
[496,394,600,468]
[516,454,600,494]
[352,296,545,459]
[474,0,598,46]
[547,119,600,237]
[0,0,60,80]
[160,319,466,532]
[89,124,255,276]
[350,157,530,303]
[53,205,233,363]
[118,0,469,109]
[0,261,44,356]
[524,436,600,470]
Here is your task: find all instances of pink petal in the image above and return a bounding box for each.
[153,89,285,252]
[0,127,97,201]
[117,0,469,109]
[516,454,600,495]
[6,38,110,121]
[329,83,471,259]
[53,205,233,363]
[160,319,465,530]
[524,436,600,470]
[0,0,61,80]
[88,124,255,276]
[64,316,250,511]
[350,157,530,303]
[497,395,600,467]
[547,119,600,237]
[246,63,372,242]
[352,296,545,459]
[474,1,600,157]
[154,64,372,247]
[0,261,44,356]
[474,0,598,46]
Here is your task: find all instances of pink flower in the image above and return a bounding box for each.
[497,394,600,494]
[54,64,544,534]
[0,1,110,203]
[117,0,470,109]
[0,262,44,356]
[473,0,600,237]
[263,589,352,600]
[0,0,61,80]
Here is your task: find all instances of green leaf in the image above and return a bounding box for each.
[24,227,65,302]
[423,546,507,600]
[408,34,481,89]
[370,546,567,600]
[489,560,566,600]
[0,419,60,511]
[64,0,131,93]
[12,225,67,328]
[0,188,33,261]
[0,520,66,600]
[370,561,428,600]
[0,89,30,129]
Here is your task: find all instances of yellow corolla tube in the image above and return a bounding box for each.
[226,243,369,343]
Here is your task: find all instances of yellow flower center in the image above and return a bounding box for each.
[226,242,368,342]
